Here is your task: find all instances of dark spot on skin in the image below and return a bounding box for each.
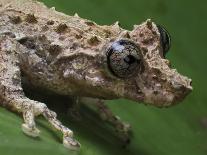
[146,20,153,29]
[1,32,16,38]
[152,30,157,35]
[103,29,112,38]
[152,74,158,79]
[86,27,92,32]
[109,38,116,42]
[36,35,52,57]
[47,20,55,25]
[17,36,56,62]
[152,68,162,76]
[70,42,79,50]
[142,37,154,45]
[146,53,151,59]
[141,47,148,55]
[18,37,36,49]
[9,16,22,24]
[55,23,68,33]
[48,45,62,55]
[38,35,47,42]
[25,14,38,23]
[124,32,131,39]
[59,36,66,41]
[41,25,49,31]
[75,34,82,39]
[87,36,100,46]
[153,90,159,95]
[85,21,95,26]
[139,33,144,37]
[161,77,167,82]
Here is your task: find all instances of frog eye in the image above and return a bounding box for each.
[106,39,142,78]
[157,25,171,57]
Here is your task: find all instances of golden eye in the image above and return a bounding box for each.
[106,39,142,78]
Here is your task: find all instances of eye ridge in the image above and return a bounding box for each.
[106,39,142,78]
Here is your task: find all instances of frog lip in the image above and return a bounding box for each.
[171,84,192,104]
[131,75,193,107]
[134,86,192,107]
[149,83,192,107]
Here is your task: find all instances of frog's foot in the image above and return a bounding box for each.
[63,136,81,150]
[21,108,40,137]
[22,123,40,137]
[80,97,132,145]
[13,99,81,150]
[102,115,132,145]
[97,101,132,144]
[113,117,132,144]
[42,107,81,150]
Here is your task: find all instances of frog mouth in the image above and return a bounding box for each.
[132,74,193,107]
[139,86,192,107]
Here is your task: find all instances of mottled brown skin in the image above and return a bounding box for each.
[0,0,192,150]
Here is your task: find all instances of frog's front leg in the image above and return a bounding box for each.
[0,36,80,150]
[80,97,131,144]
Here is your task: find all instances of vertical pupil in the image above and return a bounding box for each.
[124,55,136,64]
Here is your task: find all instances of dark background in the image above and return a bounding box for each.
[0,0,207,155]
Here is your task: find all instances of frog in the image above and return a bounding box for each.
[0,0,192,151]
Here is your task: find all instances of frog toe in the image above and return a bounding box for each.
[63,136,81,151]
[22,123,40,137]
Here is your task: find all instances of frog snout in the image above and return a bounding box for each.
[170,78,192,103]
[171,80,192,92]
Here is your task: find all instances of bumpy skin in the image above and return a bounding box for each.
[0,0,192,150]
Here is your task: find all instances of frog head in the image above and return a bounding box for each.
[61,19,192,107]
[101,19,192,107]
[124,19,192,106]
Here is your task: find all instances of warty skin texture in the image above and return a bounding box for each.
[0,0,192,150]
